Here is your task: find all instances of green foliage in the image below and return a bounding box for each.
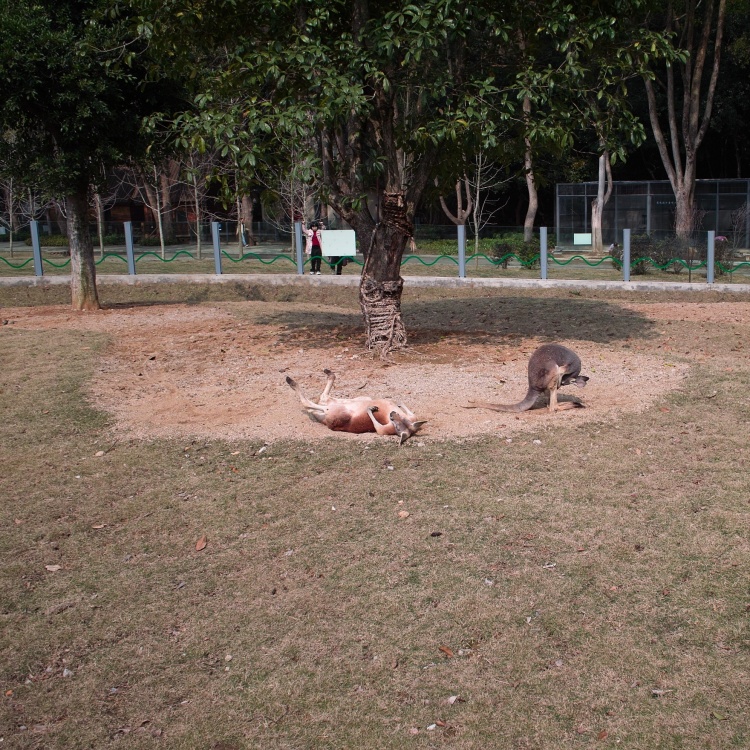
[0,0,183,197]
[24,234,70,248]
[491,233,540,269]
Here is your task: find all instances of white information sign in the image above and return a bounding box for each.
[573,233,592,245]
[321,230,356,258]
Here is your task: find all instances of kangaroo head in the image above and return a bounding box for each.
[389,411,427,445]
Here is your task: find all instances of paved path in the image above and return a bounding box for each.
[2,273,749,294]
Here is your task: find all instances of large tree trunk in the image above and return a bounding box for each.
[67,190,100,311]
[358,192,410,355]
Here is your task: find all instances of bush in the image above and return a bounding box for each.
[25,233,70,248]
[491,233,540,269]
[611,235,725,276]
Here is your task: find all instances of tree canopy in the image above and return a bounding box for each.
[0,0,183,308]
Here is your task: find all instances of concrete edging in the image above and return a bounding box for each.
[1,273,750,295]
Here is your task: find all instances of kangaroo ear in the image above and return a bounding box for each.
[286,376,297,388]
[575,376,589,387]
[410,420,427,432]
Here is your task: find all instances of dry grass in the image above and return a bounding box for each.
[1,284,749,749]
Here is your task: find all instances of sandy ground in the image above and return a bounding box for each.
[5,299,738,444]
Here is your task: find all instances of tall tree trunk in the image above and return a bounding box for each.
[522,96,538,243]
[67,190,100,311]
[241,196,256,246]
[159,158,179,243]
[94,192,105,256]
[591,149,613,254]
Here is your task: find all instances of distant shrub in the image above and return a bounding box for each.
[25,234,69,248]
[138,236,181,247]
[491,233,540,269]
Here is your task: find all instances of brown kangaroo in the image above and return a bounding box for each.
[466,343,589,413]
[286,369,426,444]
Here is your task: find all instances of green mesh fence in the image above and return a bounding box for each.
[2,250,749,276]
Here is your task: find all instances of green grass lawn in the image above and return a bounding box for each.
[1,284,749,749]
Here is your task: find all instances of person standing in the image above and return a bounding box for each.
[305,221,323,274]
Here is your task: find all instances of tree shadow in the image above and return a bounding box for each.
[263,294,656,350]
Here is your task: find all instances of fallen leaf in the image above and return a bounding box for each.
[45,565,62,572]
[398,510,410,519]
[195,536,208,551]
[436,720,447,727]
[438,645,455,658]
[92,524,106,529]
[597,730,608,741]
[95,450,105,457]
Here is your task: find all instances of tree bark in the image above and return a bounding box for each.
[67,190,100,311]
[591,150,613,254]
[358,192,409,355]
[241,195,256,245]
[522,95,538,243]
[438,176,472,226]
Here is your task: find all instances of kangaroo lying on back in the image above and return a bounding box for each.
[286,369,426,444]
[467,343,589,413]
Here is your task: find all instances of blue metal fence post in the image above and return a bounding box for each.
[457,224,466,278]
[706,230,715,284]
[540,227,548,280]
[294,221,304,274]
[211,222,222,275]
[623,228,631,282]
[30,221,43,277]
[124,221,136,275]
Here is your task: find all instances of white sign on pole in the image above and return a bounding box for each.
[321,230,357,258]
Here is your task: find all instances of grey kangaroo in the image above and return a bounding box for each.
[466,343,589,413]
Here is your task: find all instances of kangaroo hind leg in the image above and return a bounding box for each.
[286,375,325,412]
[319,369,336,403]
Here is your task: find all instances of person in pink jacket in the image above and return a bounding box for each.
[305,221,324,274]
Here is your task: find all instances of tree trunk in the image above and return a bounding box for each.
[94,192,105,256]
[241,195,256,246]
[673,182,697,239]
[591,150,613,254]
[67,190,100,311]
[159,159,179,243]
[358,192,410,355]
[643,0,726,240]
[522,96,538,243]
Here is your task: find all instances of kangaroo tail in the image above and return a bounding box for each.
[465,388,540,413]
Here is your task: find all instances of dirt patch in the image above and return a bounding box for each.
[2,300,701,443]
